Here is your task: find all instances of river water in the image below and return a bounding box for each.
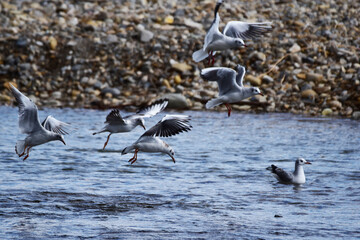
[0,106,359,239]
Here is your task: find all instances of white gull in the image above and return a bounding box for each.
[192,0,272,64]
[121,115,192,164]
[271,158,312,184]
[200,64,263,117]
[9,84,69,161]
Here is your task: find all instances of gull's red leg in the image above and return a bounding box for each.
[23,147,31,161]
[129,149,139,164]
[225,103,232,117]
[19,145,27,157]
[103,133,112,150]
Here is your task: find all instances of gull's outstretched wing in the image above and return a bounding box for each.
[105,109,126,125]
[223,21,272,40]
[235,65,246,87]
[129,99,169,119]
[140,115,192,138]
[9,84,42,134]
[200,67,238,95]
[41,115,70,135]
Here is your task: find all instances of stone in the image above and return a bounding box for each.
[52,91,62,99]
[174,75,182,84]
[248,51,266,62]
[184,18,203,30]
[261,75,274,84]
[170,59,191,72]
[101,87,121,97]
[322,108,333,116]
[289,43,301,53]
[352,111,360,120]
[329,100,342,109]
[245,75,262,86]
[164,15,174,24]
[0,94,11,102]
[301,89,317,101]
[161,93,189,109]
[306,73,324,82]
[49,36,57,50]
[136,24,154,42]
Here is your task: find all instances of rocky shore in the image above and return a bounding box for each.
[0,0,359,118]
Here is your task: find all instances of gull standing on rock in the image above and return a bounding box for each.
[192,0,272,65]
[9,84,69,161]
[201,64,263,117]
[122,115,192,164]
[93,99,168,150]
[270,158,312,184]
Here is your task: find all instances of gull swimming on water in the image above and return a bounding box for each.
[201,64,263,117]
[122,115,192,164]
[93,99,168,150]
[9,84,69,161]
[270,158,312,184]
[192,0,272,65]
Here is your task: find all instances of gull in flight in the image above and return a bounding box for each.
[93,99,168,150]
[9,84,69,160]
[122,115,192,164]
[192,0,272,65]
[200,64,263,117]
[270,158,312,184]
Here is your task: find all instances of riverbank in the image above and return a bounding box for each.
[0,0,359,118]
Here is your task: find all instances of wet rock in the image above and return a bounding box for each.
[322,108,333,116]
[352,111,360,120]
[161,93,189,109]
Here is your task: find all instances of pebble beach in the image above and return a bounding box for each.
[0,0,359,118]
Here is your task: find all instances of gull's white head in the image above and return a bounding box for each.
[296,158,311,166]
[251,87,264,96]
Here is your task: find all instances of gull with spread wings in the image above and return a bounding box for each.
[9,84,69,160]
[93,99,168,150]
[122,115,192,164]
[201,64,263,117]
[192,0,272,65]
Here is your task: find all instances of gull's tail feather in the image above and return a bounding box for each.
[15,140,26,156]
[122,146,134,155]
[205,98,223,109]
[192,49,209,62]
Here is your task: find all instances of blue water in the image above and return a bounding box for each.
[0,106,359,239]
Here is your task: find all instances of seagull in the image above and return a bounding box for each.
[9,84,69,161]
[200,64,264,117]
[121,115,192,164]
[270,158,312,184]
[192,0,272,65]
[93,99,168,150]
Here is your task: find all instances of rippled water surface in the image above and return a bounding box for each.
[0,106,359,239]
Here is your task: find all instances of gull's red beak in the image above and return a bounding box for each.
[305,161,311,164]
[141,123,146,130]
[259,92,264,96]
[61,139,66,145]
